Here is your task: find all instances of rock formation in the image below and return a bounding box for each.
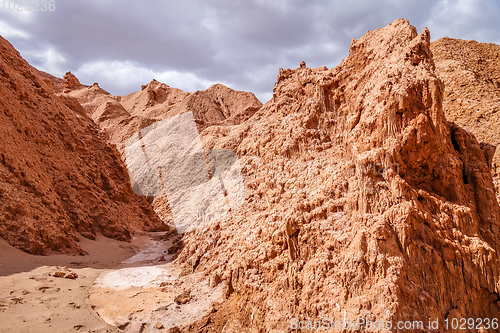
[35,69,63,93]
[59,74,262,226]
[2,17,499,333]
[61,78,262,158]
[171,19,500,331]
[0,36,165,255]
[431,38,500,206]
[62,71,86,92]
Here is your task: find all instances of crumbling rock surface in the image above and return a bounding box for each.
[35,69,63,93]
[431,38,500,206]
[171,19,500,332]
[120,79,262,129]
[10,18,499,332]
[0,36,165,255]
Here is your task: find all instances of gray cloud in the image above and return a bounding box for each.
[1,0,499,102]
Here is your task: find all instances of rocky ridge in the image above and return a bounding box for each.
[57,74,262,225]
[431,38,500,206]
[172,19,500,331]
[0,36,165,255]
[59,77,262,158]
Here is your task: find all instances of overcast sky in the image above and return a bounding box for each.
[1,0,499,102]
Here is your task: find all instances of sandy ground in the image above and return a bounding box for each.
[88,233,225,332]
[0,234,225,333]
[0,235,139,333]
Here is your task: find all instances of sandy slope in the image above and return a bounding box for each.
[431,37,500,206]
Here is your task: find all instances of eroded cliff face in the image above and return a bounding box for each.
[170,19,500,331]
[0,36,165,255]
[431,38,500,207]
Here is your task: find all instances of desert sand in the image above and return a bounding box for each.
[0,232,226,333]
[0,234,138,333]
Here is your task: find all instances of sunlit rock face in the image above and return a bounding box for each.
[172,19,500,331]
[58,73,262,229]
[4,16,499,332]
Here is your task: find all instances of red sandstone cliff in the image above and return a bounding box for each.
[173,19,500,332]
[0,36,165,255]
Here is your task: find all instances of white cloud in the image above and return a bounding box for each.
[1,6,35,23]
[2,0,499,104]
[425,0,500,43]
[74,60,272,102]
[23,46,66,76]
[75,61,216,95]
[0,19,30,39]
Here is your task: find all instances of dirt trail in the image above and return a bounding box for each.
[0,233,225,333]
[89,233,226,332]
